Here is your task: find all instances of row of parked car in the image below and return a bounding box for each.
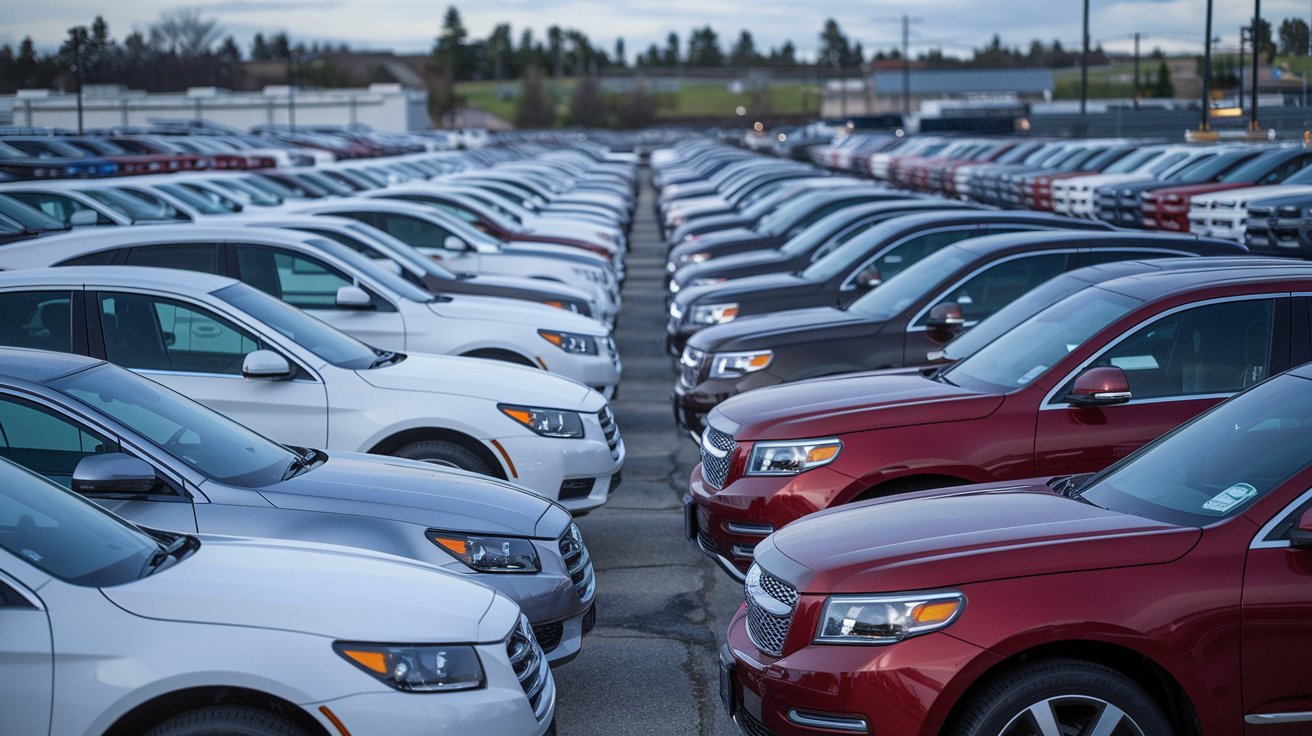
[804,130,1312,258]
[654,138,1312,735]
[0,133,643,735]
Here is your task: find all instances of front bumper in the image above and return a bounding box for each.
[541,348,622,396]
[495,427,625,511]
[472,542,596,664]
[723,607,996,736]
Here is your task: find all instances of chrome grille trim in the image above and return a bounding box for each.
[598,406,621,460]
[744,564,797,657]
[507,614,554,721]
[700,426,737,490]
[559,523,596,602]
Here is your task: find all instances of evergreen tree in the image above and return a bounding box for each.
[515,66,556,128]
[1151,60,1174,98]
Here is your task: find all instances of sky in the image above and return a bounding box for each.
[1,0,1292,60]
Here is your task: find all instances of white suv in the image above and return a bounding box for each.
[0,267,624,511]
[0,456,555,736]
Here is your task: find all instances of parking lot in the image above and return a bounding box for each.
[555,175,740,736]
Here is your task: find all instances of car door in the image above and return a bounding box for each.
[1034,295,1289,477]
[230,244,407,351]
[1244,477,1312,735]
[0,568,51,736]
[90,290,329,449]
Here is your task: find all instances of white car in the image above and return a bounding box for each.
[1190,181,1312,241]
[1050,145,1202,218]
[0,456,555,736]
[0,225,623,396]
[0,266,624,510]
[0,179,180,228]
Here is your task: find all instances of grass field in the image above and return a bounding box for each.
[456,78,820,125]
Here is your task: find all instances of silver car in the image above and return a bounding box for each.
[0,347,596,664]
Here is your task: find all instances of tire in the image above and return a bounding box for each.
[950,659,1173,736]
[394,439,495,475]
[143,705,310,736]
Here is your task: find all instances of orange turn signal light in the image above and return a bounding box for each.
[806,445,840,464]
[340,649,388,674]
[911,600,961,625]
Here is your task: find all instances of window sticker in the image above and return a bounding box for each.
[1202,483,1258,513]
[1111,355,1159,371]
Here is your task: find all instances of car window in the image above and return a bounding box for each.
[99,293,261,375]
[124,244,220,274]
[872,227,1030,286]
[346,211,456,249]
[918,253,1070,326]
[0,395,119,488]
[1060,298,1275,401]
[0,292,74,353]
[60,250,116,267]
[6,193,112,226]
[233,245,354,310]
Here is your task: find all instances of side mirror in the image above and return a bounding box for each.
[69,209,99,227]
[72,453,157,494]
[242,349,293,380]
[854,264,882,289]
[378,259,403,275]
[926,302,965,330]
[444,235,468,251]
[335,285,374,310]
[1066,366,1132,407]
[1290,508,1312,548]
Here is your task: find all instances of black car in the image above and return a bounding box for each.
[671,230,1249,432]
[665,211,1114,353]
[664,180,873,244]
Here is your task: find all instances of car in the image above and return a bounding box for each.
[1093,146,1263,228]
[1142,147,1312,232]
[0,267,624,511]
[1187,168,1312,242]
[0,225,623,396]
[0,346,596,663]
[0,451,556,736]
[0,193,67,243]
[687,260,1306,577]
[1243,189,1312,256]
[664,215,1125,356]
[723,358,1312,736]
[664,179,870,244]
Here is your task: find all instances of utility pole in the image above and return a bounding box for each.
[1252,0,1261,131]
[1201,0,1213,130]
[286,51,296,132]
[1133,32,1140,110]
[1239,26,1247,113]
[70,27,85,135]
[902,15,911,116]
[1079,0,1090,115]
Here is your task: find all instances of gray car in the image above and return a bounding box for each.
[0,347,595,664]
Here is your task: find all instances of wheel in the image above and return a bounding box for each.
[951,659,1172,736]
[394,439,495,475]
[143,705,310,736]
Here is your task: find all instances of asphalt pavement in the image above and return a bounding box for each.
[553,171,742,736]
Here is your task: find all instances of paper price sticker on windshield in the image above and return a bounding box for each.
[1203,483,1258,513]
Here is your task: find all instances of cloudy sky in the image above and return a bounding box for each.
[2,0,1290,59]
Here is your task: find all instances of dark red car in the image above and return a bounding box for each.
[687,263,1312,578]
[721,360,1312,736]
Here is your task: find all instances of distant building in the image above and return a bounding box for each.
[823,67,1054,117]
[4,83,430,131]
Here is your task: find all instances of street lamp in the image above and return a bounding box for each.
[1200,0,1213,131]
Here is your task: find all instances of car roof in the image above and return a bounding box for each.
[1095,260,1312,300]
[0,347,103,384]
[953,229,1245,256]
[0,265,239,293]
[0,224,323,269]
[881,209,1112,233]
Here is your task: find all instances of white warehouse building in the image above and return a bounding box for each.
[3,83,430,131]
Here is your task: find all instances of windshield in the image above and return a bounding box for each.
[52,363,297,487]
[0,456,159,586]
[85,188,187,222]
[941,272,1097,361]
[0,194,65,231]
[157,183,241,215]
[1172,151,1259,183]
[847,247,979,321]
[1104,147,1163,174]
[304,236,435,303]
[212,283,379,369]
[209,178,283,206]
[1224,150,1295,182]
[303,225,459,282]
[943,286,1142,392]
[1078,373,1312,526]
[802,219,918,280]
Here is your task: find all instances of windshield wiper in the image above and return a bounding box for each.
[368,350,404,369]
[282,446,318,480]
[140,534,190,577]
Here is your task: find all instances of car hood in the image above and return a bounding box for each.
[468,273,595,303]
[709,372,1003,440]
[102,535,516,642]
[758,480,1201,593]
[357,352,598,409]
[675,249,791,286]
[430,294,609,334]
[258,451,569,537]
[1151,182,1251,199]
[687,307,874,352]
[1192,184,1312,205]
[675,272,810,310]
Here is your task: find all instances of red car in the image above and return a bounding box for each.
[722,360,1312,736]
[687,263,1312,578]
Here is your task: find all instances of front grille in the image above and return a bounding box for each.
[604,336,620,368]
[700,426,737,490]
[737,708,774,736]
[598,406,621,460]
[697,527,719,552]
[559,478,594,500]
[608,472,623,494]
[559,523,596,601]
[532,621,564,653]
[507,615,553,721]
[680,347,706,387]
[744,565,797,657]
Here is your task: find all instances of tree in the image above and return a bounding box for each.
[729,30,760,67]
[662,32,681,67]
[770,40,797,67]
[819,19,851,69]
[568,75,607,126]
[547,26,564,76]
[1252,18,1276,63]
[433,6,469,79]
[1150,60,1174,98]
[686,26,724,67]
[148,8,220,56]
[486,23,513,80]
[1279,17,1309,56]
[614,38,626,68]
[516,66,556,128]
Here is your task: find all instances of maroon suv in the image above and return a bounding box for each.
[687,263,1312,577]
[722,361,1312,736]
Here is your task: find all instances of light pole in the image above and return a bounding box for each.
[70,27,85,135]
[1080,0,1090,116]
[1201,0,1213,130]
[1251,0,1261,131]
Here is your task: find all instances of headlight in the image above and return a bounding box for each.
[335,642,484,691]
[688,252,711,264]
[746,439,841,475]
[669,301,685,319]
[669,280,682,293]
[499,403,585,438]
[573,267,605,283]
[541,299,589,316]
[538,329,598,354]
[689,302,739,325]
[427,529,543,572]
[815,592,965,645]
[692,277,727,287]
[709,350,773,379]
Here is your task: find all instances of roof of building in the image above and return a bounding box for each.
[871,68,1055,96]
